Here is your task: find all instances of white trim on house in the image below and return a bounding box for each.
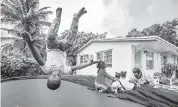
[75,36,178,54]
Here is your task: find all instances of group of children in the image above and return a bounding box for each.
[95,61,155,93]
[23,6,155,92]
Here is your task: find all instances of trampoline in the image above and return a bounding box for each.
[1,79,144,107]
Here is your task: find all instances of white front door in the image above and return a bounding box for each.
[134,50,143,70]
[144,51,155,77]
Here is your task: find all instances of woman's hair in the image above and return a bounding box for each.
[97,60,106,69]
[97,60,106,73]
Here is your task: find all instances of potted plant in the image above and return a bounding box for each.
[161,63,177,85]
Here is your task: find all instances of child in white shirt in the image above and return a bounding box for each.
[23,7,99,90]
[111,71,135,93]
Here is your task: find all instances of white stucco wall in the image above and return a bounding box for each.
[76,40,178,79]
[76,41,133,78]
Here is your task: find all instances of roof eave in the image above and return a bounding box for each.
[75,36,178,54]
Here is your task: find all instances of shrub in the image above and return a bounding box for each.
[1,51,44,79]
[161,63,177,78]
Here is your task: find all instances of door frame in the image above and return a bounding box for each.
[132,46,144,71]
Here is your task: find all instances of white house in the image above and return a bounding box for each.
[74,36,178,79]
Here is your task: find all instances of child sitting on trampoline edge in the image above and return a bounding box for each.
[95,61,117,92]
[23,7,99,90]
[129,68,154,87]
[111,71,135,93]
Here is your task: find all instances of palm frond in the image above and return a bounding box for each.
[37,11,53,15]
[13,0,24,16]
[1,0,51,40]
[8,0,17,4]
[30,0,39,9]
[36,21,51,26]
[2,0,23,17]
[25,0,37,13]
[0,17,19,24]
[26,7,35,18]
[1,3,20,20]
[14,22,24,30]
[35,11,52,20]
[37,7,51,12]
[26,10,52,22]
[0,28,21,37]
[18,0,27,15]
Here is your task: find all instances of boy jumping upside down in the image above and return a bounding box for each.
[23,7,98,90]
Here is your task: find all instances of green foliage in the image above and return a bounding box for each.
[0,0,52,53]
[60,30,107,54]
[161,63,178,78]
[1,38,46,79]
[0,0,107,79]
[126,18,178,47]
[1,38,46,59]
[1,30,106,78]
[1,51,44,79]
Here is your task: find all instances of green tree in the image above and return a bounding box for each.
[126,18,178,47]
[0,0,51,78]
[59,30,107,66]
[0,0,52,56]
[60,30,107,55]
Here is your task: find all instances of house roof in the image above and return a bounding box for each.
[75,36,178,54]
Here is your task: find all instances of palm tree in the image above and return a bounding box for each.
[0,0,52,57]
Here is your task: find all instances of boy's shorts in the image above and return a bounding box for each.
[95,81,108,91]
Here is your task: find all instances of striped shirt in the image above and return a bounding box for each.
[129,73,153,85]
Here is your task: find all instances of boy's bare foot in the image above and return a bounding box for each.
[76,7,87,18]
[56,7,62,18]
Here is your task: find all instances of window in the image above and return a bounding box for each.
[146,52,154,70]
[80,54,93,64]
[97,49,112,67]
[80,56,83,64]
[135,50,142,68]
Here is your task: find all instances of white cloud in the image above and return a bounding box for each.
[1,0,178,38]
[102,0,178,37]
[40,0,106,35]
